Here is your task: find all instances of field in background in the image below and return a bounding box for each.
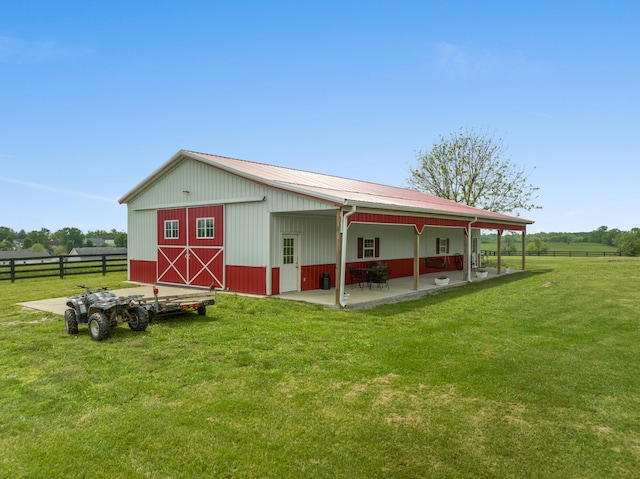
[481,240,618,253]
[1,258,639,478]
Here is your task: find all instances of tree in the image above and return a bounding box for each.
[25,228,51,250]
[114,232,127,248]
[54,227,85,252]
[617,228,640,256]
[29,243,47,253]
[0,239,13,251]
[408,128,540,214]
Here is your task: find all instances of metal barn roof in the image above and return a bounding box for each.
[119,150,532,226]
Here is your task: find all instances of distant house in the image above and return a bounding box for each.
[68,247,127,262]
[85,236,116,247]
[85,237,105,247]
[0,250,55,266]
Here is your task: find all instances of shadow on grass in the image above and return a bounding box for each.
[148,312,219,328]
[361,269,552,318]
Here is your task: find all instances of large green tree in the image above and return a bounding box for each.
[617,228,640,256]
[408,128,540,214]
[54,227,85,253]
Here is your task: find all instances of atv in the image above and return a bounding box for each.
[65,285,149,341]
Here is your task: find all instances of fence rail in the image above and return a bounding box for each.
[0,253,127,283]
[482,250,621,258]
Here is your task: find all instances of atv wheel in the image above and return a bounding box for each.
[88,312,111,341]
[64,309,78,335]
[128,306,149,332]
[197,305,207,316]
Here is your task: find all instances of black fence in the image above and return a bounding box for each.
[0,253,127,283]
[482,250,621,258]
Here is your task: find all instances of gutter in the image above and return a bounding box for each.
[339,205,357,308]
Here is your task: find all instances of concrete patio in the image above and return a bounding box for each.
[277,268,518,310]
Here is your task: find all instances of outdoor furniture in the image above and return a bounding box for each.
[425,256,446,270]
[371,267,391,289]
[349,268,368,289]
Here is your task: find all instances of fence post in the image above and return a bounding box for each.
[59,256,64,279]
[102,255,107,276]
[10,259,15,283]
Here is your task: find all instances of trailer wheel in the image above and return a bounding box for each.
[128,307,149,332]
[88,312,110,341]
[65,309,78,335]
[197,305,207,316]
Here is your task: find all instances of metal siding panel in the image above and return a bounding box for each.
[127,209,157,261]
[127,158,335,274]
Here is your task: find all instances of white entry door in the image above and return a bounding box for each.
[281,234,299,293]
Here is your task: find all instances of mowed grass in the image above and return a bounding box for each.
[482,240,618,253]
[1,258,639,478]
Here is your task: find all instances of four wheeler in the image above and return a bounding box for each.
[64,285,149,341]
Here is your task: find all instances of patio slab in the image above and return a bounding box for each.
[17,284,207,316]
[277,269,518,309]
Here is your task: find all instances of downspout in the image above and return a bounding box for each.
[339,205,357,308]
[467,217,477,282]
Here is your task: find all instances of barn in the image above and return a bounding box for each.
[118,150,532,307]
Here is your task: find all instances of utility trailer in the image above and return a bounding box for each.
[137,285,216,319]
[65,285,217,340]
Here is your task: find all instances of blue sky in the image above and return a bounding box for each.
[1,0,638,234]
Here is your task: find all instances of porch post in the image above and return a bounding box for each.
[413,228,420,290]
[497,229,502,274]
[335,210,342,307]
[464,228,469,281]
[521,230,526,271]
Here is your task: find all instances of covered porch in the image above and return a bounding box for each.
[278,267,519,310]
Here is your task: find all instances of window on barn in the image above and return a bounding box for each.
[436,237,450,255]
[283,237,295,264]
[357,237,380,259]
[164,220,179,239]
[196,217,215,239]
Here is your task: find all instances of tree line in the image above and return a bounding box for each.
[482,226,640,256]
[0,226,127,255]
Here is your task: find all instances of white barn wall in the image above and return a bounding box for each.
[270,214,336,267]
[127,209,157,261]
[126,157,337,269]
[346,224,467,261]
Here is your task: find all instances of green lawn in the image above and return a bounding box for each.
[481,241,618,253]
[1,258,639,478]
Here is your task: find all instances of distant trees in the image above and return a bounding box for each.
[480,225,639,256]
[0,226,127,253]
[54,227,85,253]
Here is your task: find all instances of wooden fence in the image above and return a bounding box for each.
[482,250,621,258]
[0,253,127,283]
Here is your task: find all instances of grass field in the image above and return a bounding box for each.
[481,241,618,253]
[1,258,639,478]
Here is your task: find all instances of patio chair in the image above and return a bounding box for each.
[371,267,391,289]
[349,268,368,289]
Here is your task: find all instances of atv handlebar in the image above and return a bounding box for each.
[75,285,109,293]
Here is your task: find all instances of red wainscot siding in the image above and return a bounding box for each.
[300,263,336,291]
[226,265,266,295]
[130,260,157,284]
[271,268,280,295]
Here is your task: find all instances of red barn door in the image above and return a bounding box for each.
[157,206,224,289]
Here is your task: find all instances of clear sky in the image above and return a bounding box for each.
[1,1,638,234]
